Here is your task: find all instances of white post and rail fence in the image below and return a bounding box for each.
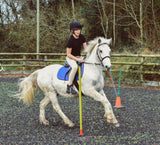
[0,53,159,82]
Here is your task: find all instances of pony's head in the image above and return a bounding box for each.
[85,37,112,70]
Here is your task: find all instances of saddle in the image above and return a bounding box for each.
[57,61,84,81]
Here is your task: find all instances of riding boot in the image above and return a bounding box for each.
[66,84,77,94]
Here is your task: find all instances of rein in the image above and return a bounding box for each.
[84,61,101,65]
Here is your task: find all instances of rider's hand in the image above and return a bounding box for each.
[77,58,85,62]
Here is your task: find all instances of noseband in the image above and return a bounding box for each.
[96,43,110,66]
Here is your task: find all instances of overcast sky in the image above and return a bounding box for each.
[0,0,22,24]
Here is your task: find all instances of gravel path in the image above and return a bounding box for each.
[0,77,160,144]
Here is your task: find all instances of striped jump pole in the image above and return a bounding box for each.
[78,62,83,136]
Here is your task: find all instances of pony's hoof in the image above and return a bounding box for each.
[114,123,120,127]
[107,118,120,127]
[107,118,113,123]
[68,123,75,128]
[41,120,49,126]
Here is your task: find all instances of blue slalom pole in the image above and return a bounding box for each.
[109,69,118,98]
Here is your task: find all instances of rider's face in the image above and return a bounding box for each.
[72,29,81,38]
[74,29,81,35]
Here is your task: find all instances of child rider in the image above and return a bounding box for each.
[66,21,87,94]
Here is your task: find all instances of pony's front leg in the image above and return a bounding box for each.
[85,89,119,127]
[99,90,120,127]
[48,91,74,127]
[39,96,50,125]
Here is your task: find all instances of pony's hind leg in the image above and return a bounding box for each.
[39,96,50,125]
[48,91,74,127]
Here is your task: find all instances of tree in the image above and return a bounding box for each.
[113,0,115,46]
[71,0,75,20]
[0,0,160,53]
[123,0,144,46]
[96,0,109,38]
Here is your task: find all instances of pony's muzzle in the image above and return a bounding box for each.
[105,66,111,71]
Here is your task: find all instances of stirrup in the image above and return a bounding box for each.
[66,84,77,94]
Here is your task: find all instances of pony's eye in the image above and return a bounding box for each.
[99,50,102,53]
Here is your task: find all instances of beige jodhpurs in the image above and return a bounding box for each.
[66,56,78,85]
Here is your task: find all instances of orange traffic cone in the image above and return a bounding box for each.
[114,96,124,108]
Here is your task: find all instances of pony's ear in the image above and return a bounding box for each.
[107,38,112,45]
[98,39,101,44]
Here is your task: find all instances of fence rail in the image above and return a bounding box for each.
[0,53,159,80]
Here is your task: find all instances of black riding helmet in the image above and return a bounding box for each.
[70,21,83,31]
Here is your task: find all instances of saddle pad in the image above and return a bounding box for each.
[57,64,84,81]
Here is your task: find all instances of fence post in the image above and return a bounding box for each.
[23,55,26,72]
[140,57,144,81]
[44,55,47,66]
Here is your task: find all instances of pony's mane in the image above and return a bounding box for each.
[84,37,110,57]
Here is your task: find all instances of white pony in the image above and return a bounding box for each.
[17,37,119,127]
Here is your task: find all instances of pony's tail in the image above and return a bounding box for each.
[18,70,39,106]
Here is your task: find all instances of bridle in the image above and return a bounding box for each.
[96,43,110,66]
[84,42,110,66]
